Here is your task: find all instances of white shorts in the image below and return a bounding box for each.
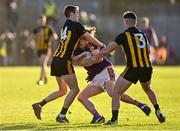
[88,66,118,90]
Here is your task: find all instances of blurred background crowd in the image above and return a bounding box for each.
[0,0,179,66]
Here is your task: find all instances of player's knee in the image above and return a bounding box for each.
[71,87,80,94]
[58,88,67,96]
[62,89,67,96]
[78,91,89,102]
[77,93,85,103]
[142,86,151,93]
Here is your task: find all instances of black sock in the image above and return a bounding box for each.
[138,103,145,109]
[154,104,160,111]
[111,110,119,122]
[93,112,101,118]
[60,107,68,115]
[39,99,47,107]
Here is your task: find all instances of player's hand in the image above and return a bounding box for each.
[89,56,96,64]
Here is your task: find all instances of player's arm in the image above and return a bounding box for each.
[46,46,52,57]
[91,41,118,61]
[50,26,58,41]
[0,33,5,40]
[25,34,34,45]
[151,28,159,48]
[82,32,105,48]
[47,28,58,57]
[52,32,58,40]
[6,32,15,40]
[72,52,91,66]
[0,32,14,40]
[49,32,58,42]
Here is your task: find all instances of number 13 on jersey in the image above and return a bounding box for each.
[134,33,146,48]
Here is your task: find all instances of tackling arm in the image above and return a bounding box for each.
[25,34,34,45]
[151,28,159,48]
[82,32,105,48]
[72,52,91,66]
[92,41,118,61]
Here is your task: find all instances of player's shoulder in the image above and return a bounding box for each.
[64,19,82,28]
[65,19,81,25]
[116,32,125,39]
[74,21,84,29]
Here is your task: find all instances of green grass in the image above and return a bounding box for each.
[0,66,180,130]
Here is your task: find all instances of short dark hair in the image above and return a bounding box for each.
[64,5,79,18]
[123,11,137,20]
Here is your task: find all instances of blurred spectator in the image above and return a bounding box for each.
[43,0,58,27]
[0,29,16,66]
[140,17,159,64]
[79,11,88,24]
[79,11,90,25]
[169,44,175,65]
[6,0,19,31]
[26,15,58,85]
[89,13,97,26]
[156,35,168,64]
[19,30,36,65]
[140,17,159,48]
[0,34,8,66]
[79,11,97,27]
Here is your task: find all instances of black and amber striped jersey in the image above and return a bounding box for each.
[115,27,152,67]
[33,25,54,51]
[53,19,86,60]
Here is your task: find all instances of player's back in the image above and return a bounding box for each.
[116,27,152,68]
[54,19,86,60]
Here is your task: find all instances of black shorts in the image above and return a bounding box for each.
[51,57,75,77]
[121,67,153,84]
[37,50,47,57]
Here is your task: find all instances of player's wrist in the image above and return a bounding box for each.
[101,44,106,48]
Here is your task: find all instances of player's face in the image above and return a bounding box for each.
[72,10,80,22]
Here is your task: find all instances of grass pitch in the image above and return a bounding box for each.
[0,66,180,130]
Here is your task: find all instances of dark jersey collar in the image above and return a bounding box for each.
[126,26,139,32]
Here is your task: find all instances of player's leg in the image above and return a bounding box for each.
[140,80,165,123]
[105,80,144,106]
[106,76,132,125]
[121,94,151,116]
[77,85,105,123]
[141,80,158,106]
[32,77,68,120]
[56,74,80,123]
[44,77,68,102]
[37,54,47,85]
[42,54,50,84]
[105,80,151,116]
[104,80,114,97]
